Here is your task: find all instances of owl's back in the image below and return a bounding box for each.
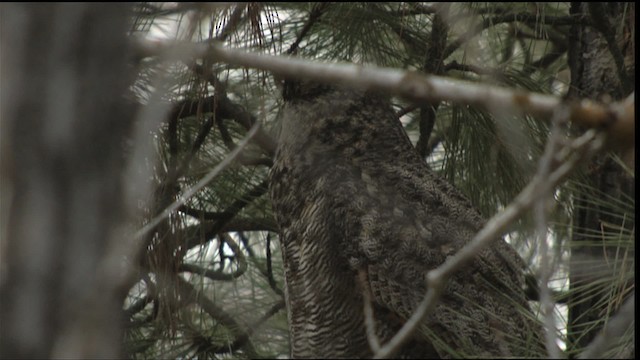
[269,83,543,358]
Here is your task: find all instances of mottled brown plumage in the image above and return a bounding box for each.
[269,81,543,358]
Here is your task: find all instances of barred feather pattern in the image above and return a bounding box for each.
[269,82,544,358]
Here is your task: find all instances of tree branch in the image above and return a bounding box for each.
[210,180,267,234]
[286,2,330,55]
[395,104,418,119]
[534,108,569,358]
[180,206,278,232]
[175,276,258,357]
[168,111,215,185]
[180,179,270,253]
[138,40,635,147]
[167,83,277,156]
[357,269,381,353]
[179,262,245,282]
[135,39,633,150]
[265,233,284,297]
[179,234,247,281]
[124,295,153,319]
[135,122,262,240]
[415,4,449,159]
[444,13,588,59]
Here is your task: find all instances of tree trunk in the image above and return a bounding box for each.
[566,2,634,356]
[0,4,134,358]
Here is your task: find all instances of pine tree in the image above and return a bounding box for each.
[1,3,633,358]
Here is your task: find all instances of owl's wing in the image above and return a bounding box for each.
[341,165,544,358]
[360,221,543,357]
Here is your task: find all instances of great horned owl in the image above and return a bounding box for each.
[269,81,544,358]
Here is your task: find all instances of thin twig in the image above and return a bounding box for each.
[357,269,381,353]
[237,232,284,297]
[134,122,261,239]
[180,207,278,231]
[415,4,449,159]
[265,233,281,296]
[286,2,330,55]
[237,232,256,258]
[180,233,247,281]
[171,112,215,183]
[124,295,153,318]
[215,4,246,42]
[395,104,418,119]
[247,300,287,337]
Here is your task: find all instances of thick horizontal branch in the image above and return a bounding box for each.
[136,39,634,150]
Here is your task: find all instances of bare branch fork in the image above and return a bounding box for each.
[135,39,634,151]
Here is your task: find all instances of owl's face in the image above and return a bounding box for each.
[277,81,359,154]
[278,81,413,164]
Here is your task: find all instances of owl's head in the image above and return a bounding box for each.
[282,79,339,102]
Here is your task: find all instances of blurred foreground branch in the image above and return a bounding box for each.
[578,293,635,359]
[134,122,261,240]
[135,39,634,152]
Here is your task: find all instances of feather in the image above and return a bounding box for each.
[269,82,544,358]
